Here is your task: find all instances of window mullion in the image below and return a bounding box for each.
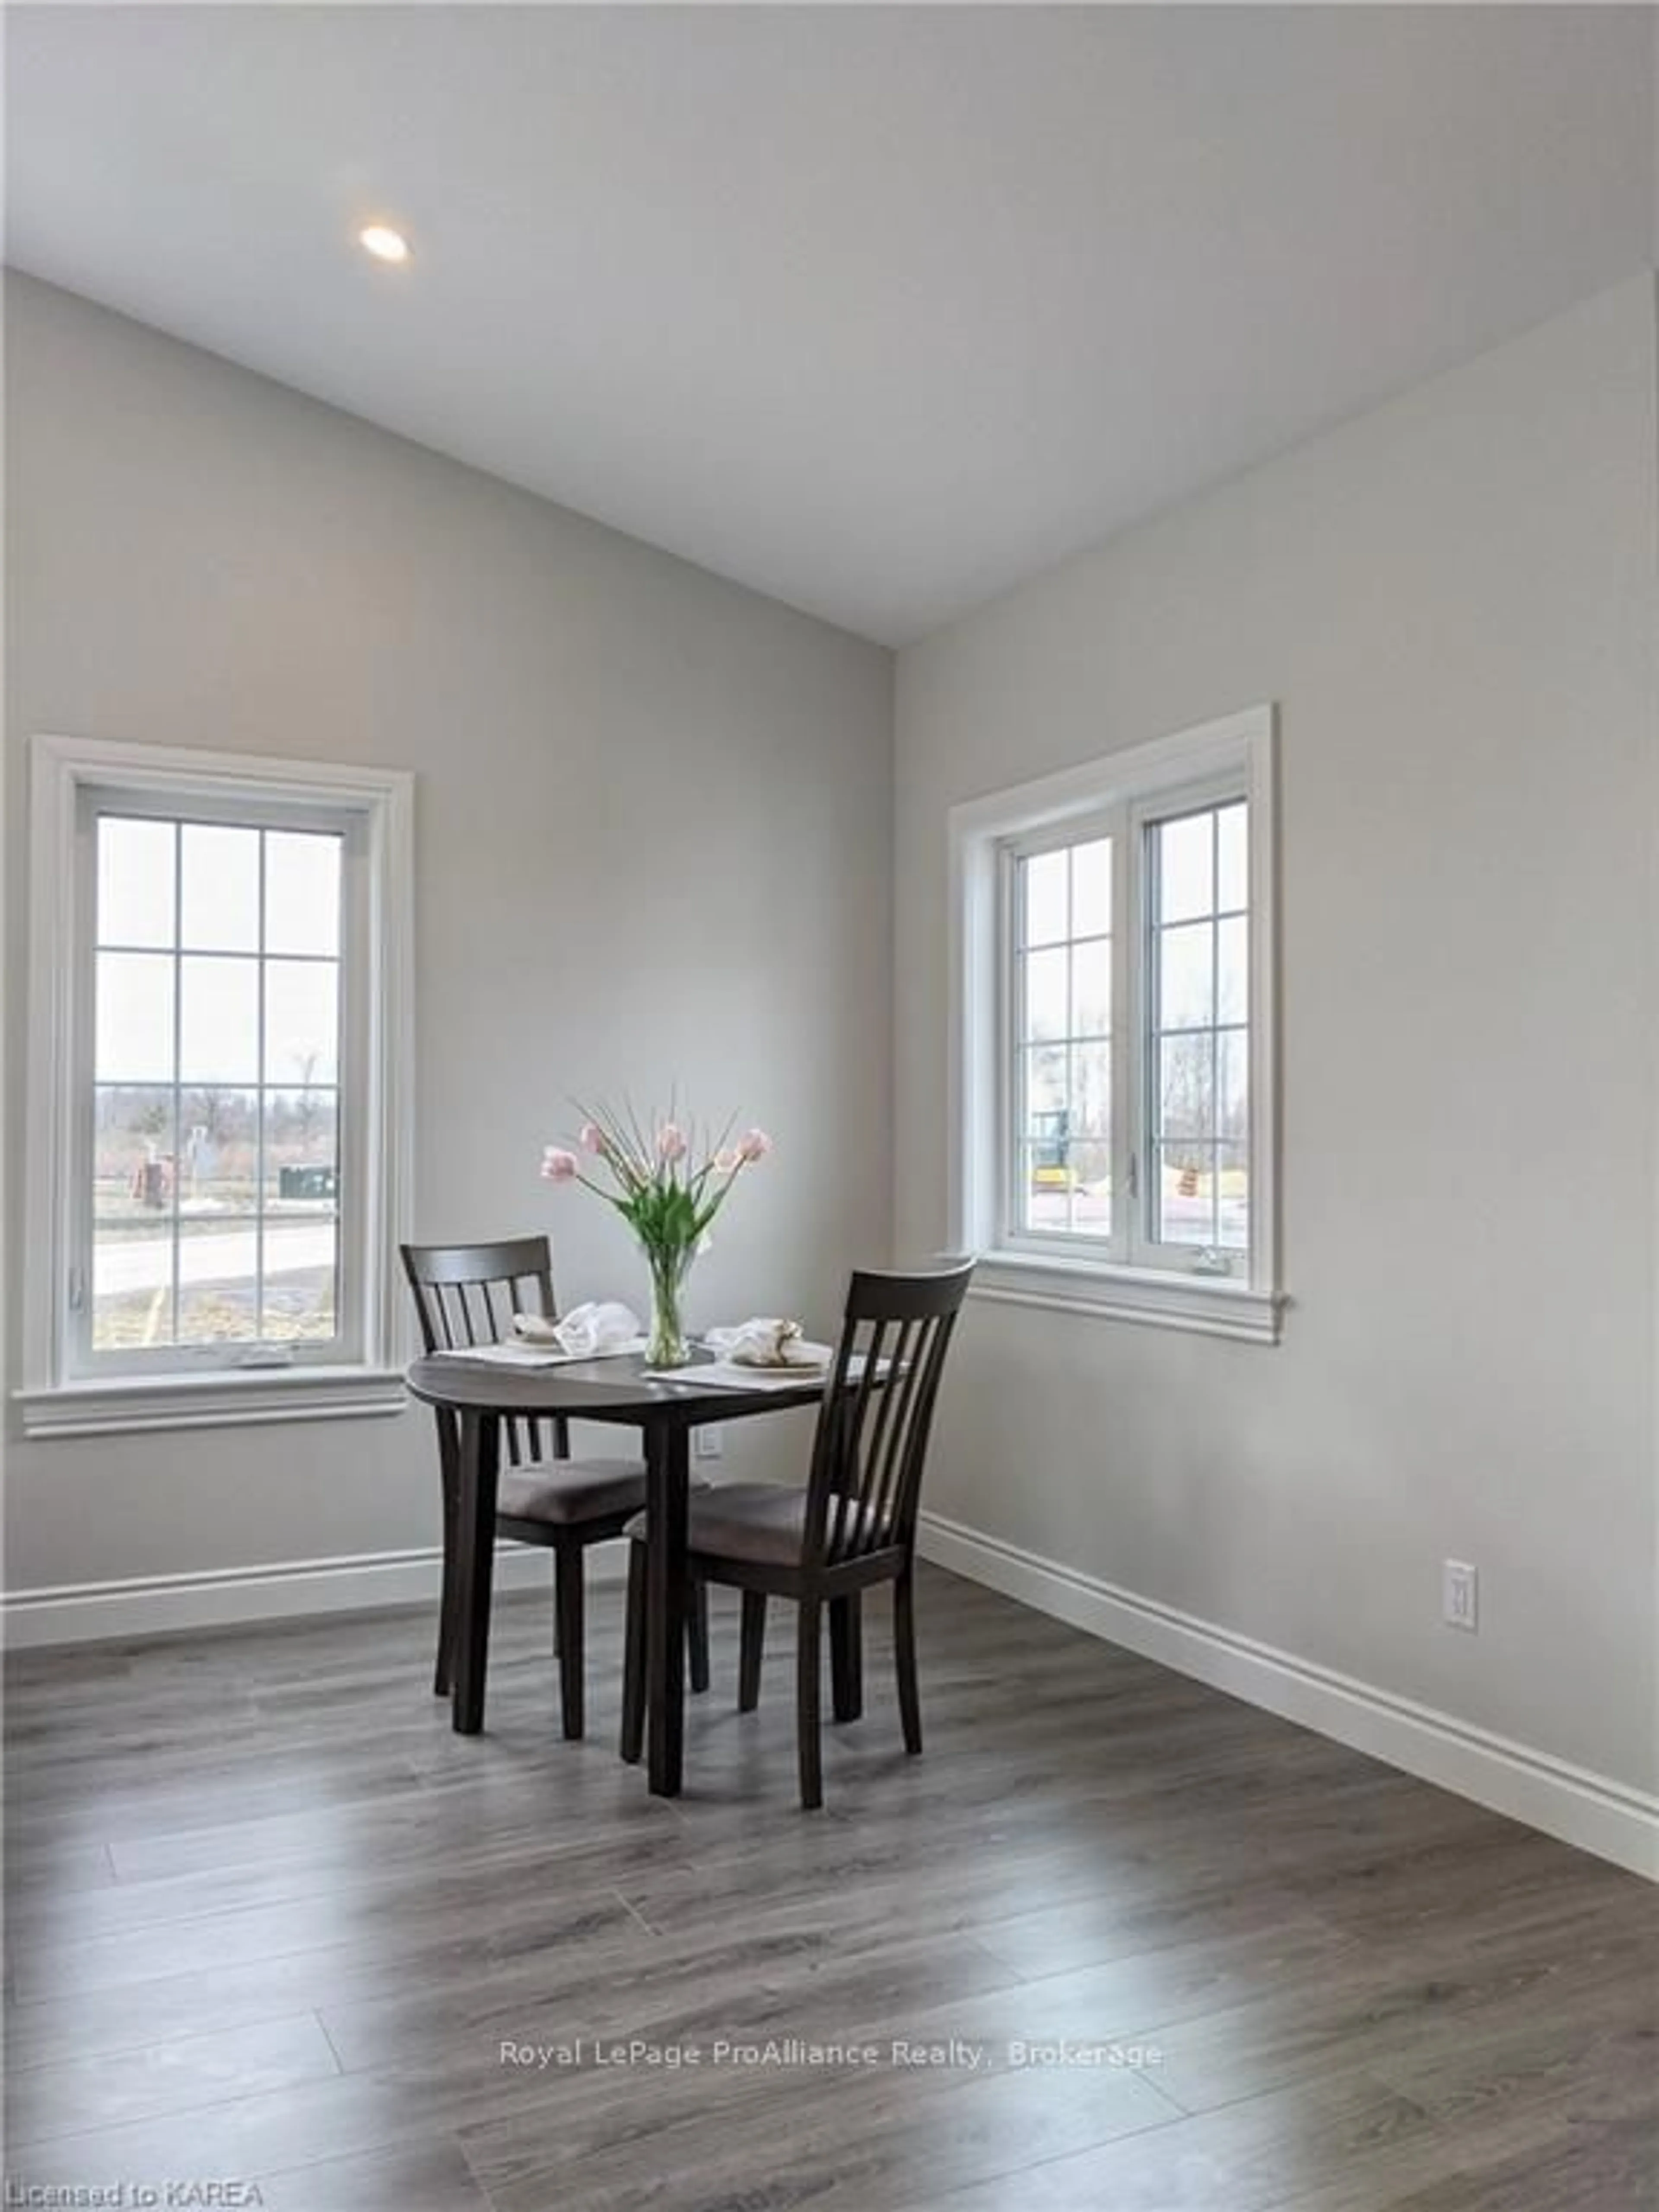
[70,800,100,1376]
[1013,851,1027,1247]
[254,830,267,1347]
[1119,801,1144,1270]
[998,845,1018,1249]
[1109,800,1134,1265]
[1210,810,1223,1252]
[168,819,183,1345]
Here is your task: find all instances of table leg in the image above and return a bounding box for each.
[645,1419,690,1796]
[451,1408,500,1735]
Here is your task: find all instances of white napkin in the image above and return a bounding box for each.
[514,1300,645,1356]
[704,1317,833,1370]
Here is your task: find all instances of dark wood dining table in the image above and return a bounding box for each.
[405,1351,830,1795]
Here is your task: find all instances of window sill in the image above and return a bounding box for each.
[15,1366,410,1440]
[971,1252,1284,1344]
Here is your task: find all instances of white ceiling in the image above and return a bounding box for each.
[7,6,1654,645]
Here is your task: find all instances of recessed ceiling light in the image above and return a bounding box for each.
[358,224,411,266]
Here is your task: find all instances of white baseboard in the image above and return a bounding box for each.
[1,1538,630,1651]
[12,1517,1653,1881]
[918,1509,1659,1882]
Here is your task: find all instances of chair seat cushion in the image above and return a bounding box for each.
[497,1459,648,1528]
[623,1483,888,1568]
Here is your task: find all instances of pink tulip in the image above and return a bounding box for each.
[713,1146,741,1174]
[656,1123,689,1163]
[541,1146,579,1184]
[738,1128,772,1163]
[578,1122,605,1154]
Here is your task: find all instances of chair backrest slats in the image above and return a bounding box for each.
[400,1238,565,1468]
[804,1261,974,1568]
[864,1313,925,1556]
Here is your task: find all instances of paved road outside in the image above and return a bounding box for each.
[94,1219,334,1294]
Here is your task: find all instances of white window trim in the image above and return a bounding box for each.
[949,704,1283,1345]
[18,734,416,1436]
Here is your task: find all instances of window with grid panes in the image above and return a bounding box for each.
[21,735,414,1434]
[88,810,352,1363]
[955,707,1279,1339]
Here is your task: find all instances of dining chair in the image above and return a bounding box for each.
[401,1236,709,1740]
[619,1258,975,1806]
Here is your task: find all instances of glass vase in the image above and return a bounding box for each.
[643,1242,694,1369]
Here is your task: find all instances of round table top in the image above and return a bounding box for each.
[405,1350,830,1423]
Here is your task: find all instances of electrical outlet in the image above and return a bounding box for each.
[693,1425,724,1462]
[1442,1559,1478,1633]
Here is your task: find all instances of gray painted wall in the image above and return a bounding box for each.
[4,272,893,1595]
[895,279,1659,1796]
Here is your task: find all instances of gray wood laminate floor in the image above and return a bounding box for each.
[4,1566,1655,2211]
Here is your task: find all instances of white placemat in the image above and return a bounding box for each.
[643,1352,894,1391]
[642,1360,829,1391]
[433,1338,646,1369]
